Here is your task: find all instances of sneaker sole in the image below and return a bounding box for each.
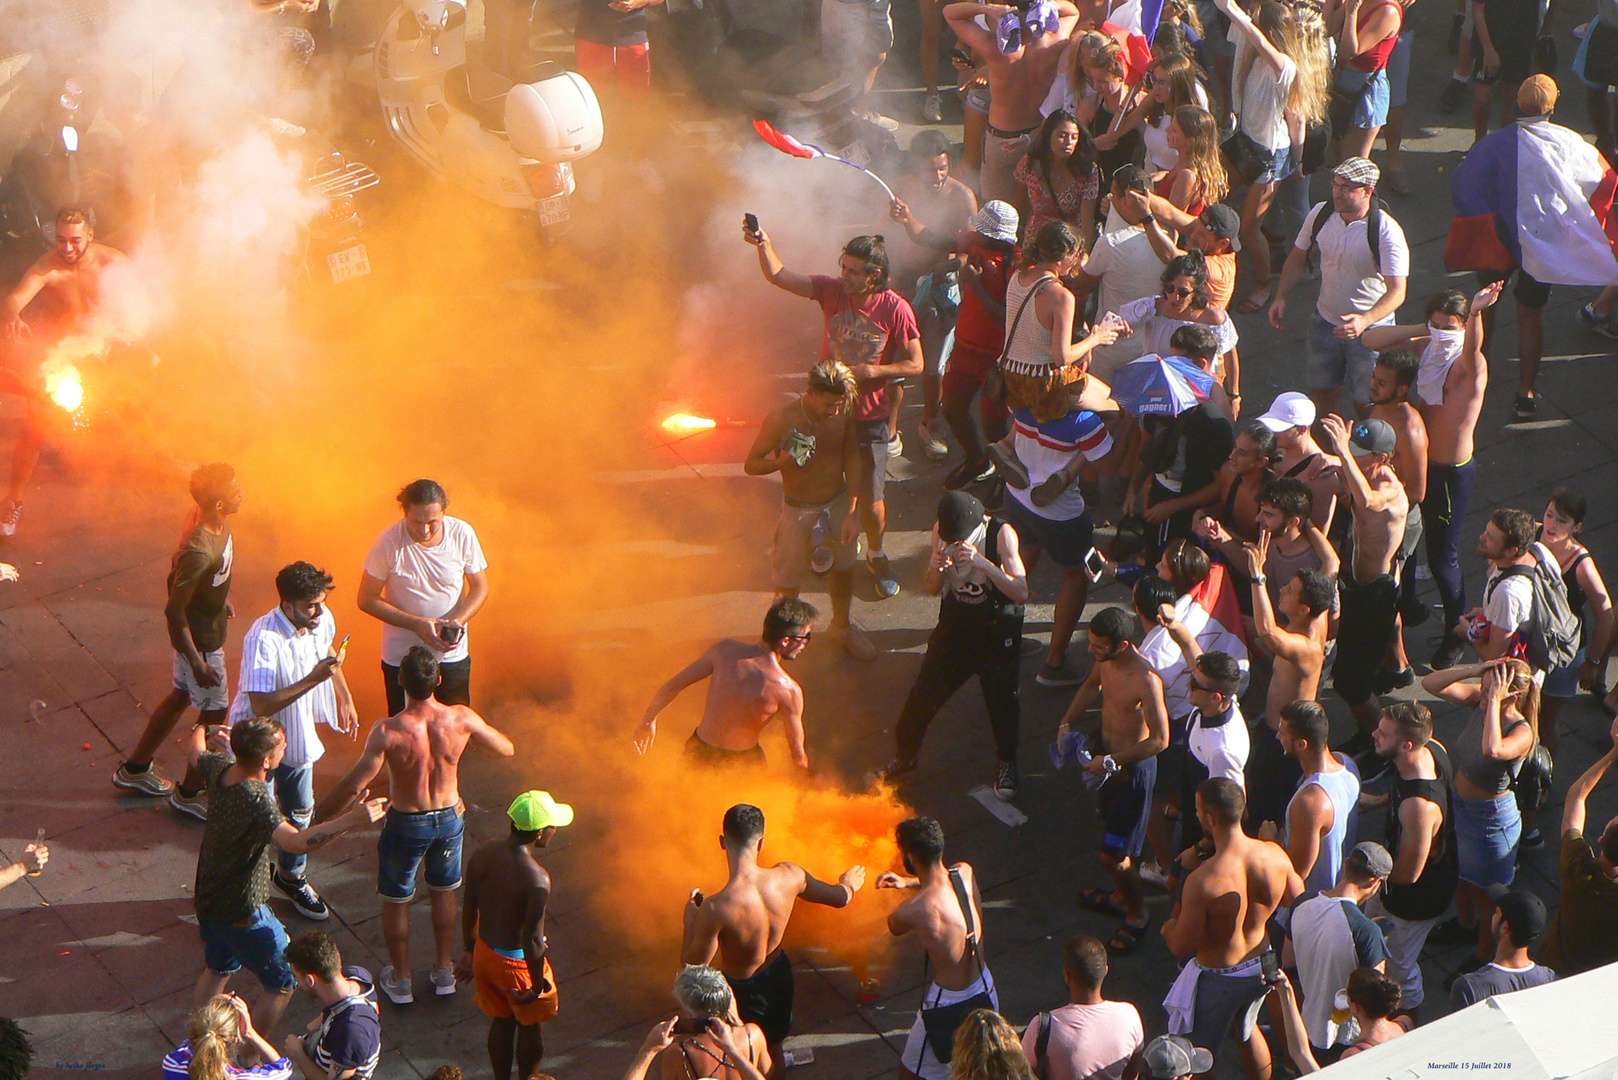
[383,990,415,1005]
[1035,675,1084,687]
[433,983,457,996]
[169,800,208,822]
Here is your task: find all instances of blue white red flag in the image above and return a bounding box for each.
[1445,117,1618,286]
[1100,0,1163,84]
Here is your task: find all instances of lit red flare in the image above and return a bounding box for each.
[44,365,83,413]
[660,412,716,435]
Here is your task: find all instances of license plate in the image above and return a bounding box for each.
[538,194,570,227]
[327,244,371,283]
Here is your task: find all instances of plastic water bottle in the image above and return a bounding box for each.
[810,509,834,575]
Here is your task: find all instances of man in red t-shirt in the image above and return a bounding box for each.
[745,225,922,598]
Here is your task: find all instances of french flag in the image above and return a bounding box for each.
[1100,0,1163,85]
[1445,117,1618,285]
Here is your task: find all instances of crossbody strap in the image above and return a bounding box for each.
[999,274,1057,366]
[948,866,985,983]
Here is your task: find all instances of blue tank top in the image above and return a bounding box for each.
[1291,761,1362,893]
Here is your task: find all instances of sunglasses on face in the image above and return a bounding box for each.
[784,631,813,643]
[1164,286,1194,298]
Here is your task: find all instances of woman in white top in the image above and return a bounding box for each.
[1115,252,1240,391]
[1217,0,1328,315]
[1106,52,1212,173]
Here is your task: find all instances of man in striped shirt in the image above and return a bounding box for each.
[283,932,381,1080]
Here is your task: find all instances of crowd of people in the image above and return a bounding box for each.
[5,0,1618,1078]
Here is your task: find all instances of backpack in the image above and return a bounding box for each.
[1483,544,1581,673]
[1511,740,1556,812]
[1308,199,1388,273]
[1030,1011,1054,1080]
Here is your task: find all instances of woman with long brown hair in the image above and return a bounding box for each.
[948,1009,1033,1080]
[1015,110,1103,243]
[1113,52,1212,173]
[161,995,291,1080]
[1154,105,1229,217]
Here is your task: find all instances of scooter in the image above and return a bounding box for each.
[297,135,380,290]
[0,74,127,251]
[365,0,603,237]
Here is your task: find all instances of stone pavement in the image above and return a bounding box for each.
[5,1,1618,1078]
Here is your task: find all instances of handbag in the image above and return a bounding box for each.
[1221,129,1267,186]
[983,274,1057,405]
[1328,68,1375,141]
[917,867,994,1065]
[1585,20,1618,87]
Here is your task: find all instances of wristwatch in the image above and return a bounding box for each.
[1251,573,1267,585]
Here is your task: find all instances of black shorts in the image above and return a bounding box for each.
[855,417,891,504]
[1471,29,1535,85]
[729,950,794,1047]
[1002,499,1095,569]
[1098,754,1156,860]
[1475,268,1551,310]
[684,730,767,769]
[1333,573,1400,705]
[1244,718,1303,830]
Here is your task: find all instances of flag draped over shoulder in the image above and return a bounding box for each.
[1445,117,1618,286]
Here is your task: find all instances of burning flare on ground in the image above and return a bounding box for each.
[660,411,718,435]
[45,366,84,413]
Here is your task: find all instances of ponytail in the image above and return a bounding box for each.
[1504,658,1541,749]
[188,997,243,1080]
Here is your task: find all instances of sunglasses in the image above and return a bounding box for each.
[1164,286,1194,298]
[784,630,813,643]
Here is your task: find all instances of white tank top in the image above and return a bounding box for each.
[1002,271,1057,377]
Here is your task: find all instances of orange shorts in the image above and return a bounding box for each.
[473,940,559,1026]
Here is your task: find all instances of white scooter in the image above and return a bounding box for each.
[367,0,603,234]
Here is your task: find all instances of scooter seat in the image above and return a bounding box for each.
[445,63,512,132]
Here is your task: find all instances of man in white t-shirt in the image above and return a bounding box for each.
[1074,166,1164,380]
[1021,935,1144,1080]
[359,480,490,714]
[1462,507,1544,662]
[1269,158,1410,413]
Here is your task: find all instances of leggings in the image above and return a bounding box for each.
[895,613,1022,764]
[1422,458,1477,628]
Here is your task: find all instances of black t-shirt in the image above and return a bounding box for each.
[169,525,234,652]
[1382,740,1459,921]
[939,518,1024,629]
[575,0,648,47]
[193,753,284,923]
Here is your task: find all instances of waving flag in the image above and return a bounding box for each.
[1099,0,1163,84]
[1445,117,1618,285]
[1139,561,1251,718]
[752,119,896,201]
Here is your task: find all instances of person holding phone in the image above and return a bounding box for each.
[621,967,768,1080]
[359,479,489,714]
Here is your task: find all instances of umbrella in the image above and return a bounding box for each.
[1108,353,1216,417]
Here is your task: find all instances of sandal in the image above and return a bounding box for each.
[1236,286,1274,315]
[1030,471,1074,508]
[1109,919,1151,954]
[1078,887,1127,917]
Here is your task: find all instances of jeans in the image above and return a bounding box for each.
[199,904,295,991]
[915,273,960,380]
[383,656,472,715]
[1304,311,1380,405]
[895,611,1023,765]
[272,762,315,879]
[1422,459,1477,629]
[378,805,466,900]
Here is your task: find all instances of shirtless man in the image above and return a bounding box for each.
[317,646,516,1004]
[454,790,572,1080]
[1163,778,1304,1080]
[633,597,816,771]
[1266,700,1359,892]
[1366,349,1429,683]
[1193,420,1281,568]
[0,207,128,534]
[944,0,1081,205]
[1238,535,1333,833]
[1364,284,1500,671]
[876,817,992,1080]
[681,804,866,1074]
[745,359,876,660]
[1058,607,1169,951]
[1255,392,1338,530]
[1320,413,1409,744]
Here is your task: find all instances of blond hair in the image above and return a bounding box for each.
[1500,658,1542,749]
[806,359,857,413]
[1283,2,1332,126]
[948,1010,1032,1080]
[1172,105,1229,207]
[187,997,243,1080]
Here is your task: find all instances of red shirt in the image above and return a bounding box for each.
[809,276,920,421]
[1346,0,1402,71]
[952,238,1013,355]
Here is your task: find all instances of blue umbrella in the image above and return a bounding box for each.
[1108,353,1217,417]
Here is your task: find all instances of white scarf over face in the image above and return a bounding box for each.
[1417,325,1466,405]
[941,520,991,598]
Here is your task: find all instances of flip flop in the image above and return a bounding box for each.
[1235,288,1273,315]
[1077,887,1128,917]
[1109,919,1151,954]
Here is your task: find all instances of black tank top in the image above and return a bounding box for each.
[939,518,1025,628]
[1091,103,1143,182]
[1382,740,1459,921]
[1564,551,1591,647]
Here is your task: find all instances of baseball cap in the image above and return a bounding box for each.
[968,200,1020,245]
[1256,391,1315,433]
[1347,841,1394,878]
[1333,156,1380,188]
[1142,1035,1214,1079]
[1518,74,1559,116]
[1199,204,1242,252]
[1485,886,1548,942]
[1349,418,1397,456]
[937,491,986,543]
[508,790,574,832]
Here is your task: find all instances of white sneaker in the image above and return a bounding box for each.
[1138,861,1172,889]
[887,430,903,457]
[0,500,21,537]
[430,967,457,996]
[922,94,943,123]
[380,965,414,1005]
[918,420,948,460]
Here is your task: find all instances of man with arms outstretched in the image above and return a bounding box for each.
[682,803,865,1074]
[318,646,516,1005]
[878,816,993,1080]
[634,598,817,771]
[1059,606,1170,954]
[1163,778,1304,1080]
[456,790,572,1080]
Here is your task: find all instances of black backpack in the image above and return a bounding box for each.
[1511,741,1556,813]
[1307,198,1389,272]
[1482,545,1581,673]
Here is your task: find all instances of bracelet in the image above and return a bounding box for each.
[1229,392,1242,398]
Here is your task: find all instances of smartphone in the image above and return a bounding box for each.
[440,622,466,646]
[951,45,973,64]
[1260,948,1282,984]
[672,1018,710,1036]
[743,212,759,234]
[337,632,351,660]
[1083,546,1107,583]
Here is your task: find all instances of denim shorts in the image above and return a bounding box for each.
[1305,311,1381,404]
[1453,790,1521,888]
[377,805,466,901]
[1335,66,1390,129]
[1575,24,1617,89]
[1543,646,1588,699]
[199,904,295,992]
[1250,141,1293,185]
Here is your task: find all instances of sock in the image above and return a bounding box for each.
[177,784,200,797]
[125,761,150,774]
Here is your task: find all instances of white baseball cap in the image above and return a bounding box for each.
[1256,391,1316,433]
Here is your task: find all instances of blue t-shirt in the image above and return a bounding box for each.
[1451,962,1557,1010]
[308,967,382,1080]
[162,1043,292,1080]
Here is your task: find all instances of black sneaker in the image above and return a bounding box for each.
[982,476,1006,511]
[1447,12,1463,53]
[944,460,995,491]
[1429,917,1477,945]
[878,757,918,784]
[1430,634,1470,672]
[1579,303,1618,339]
[1438,78,1468,113]
[1513,393,1538,419]
[1374,666,1416,694]
[1399,600,1430,627]
[993,761,1019,801]
[273,870,330,920]
[1520,827,1545,851]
